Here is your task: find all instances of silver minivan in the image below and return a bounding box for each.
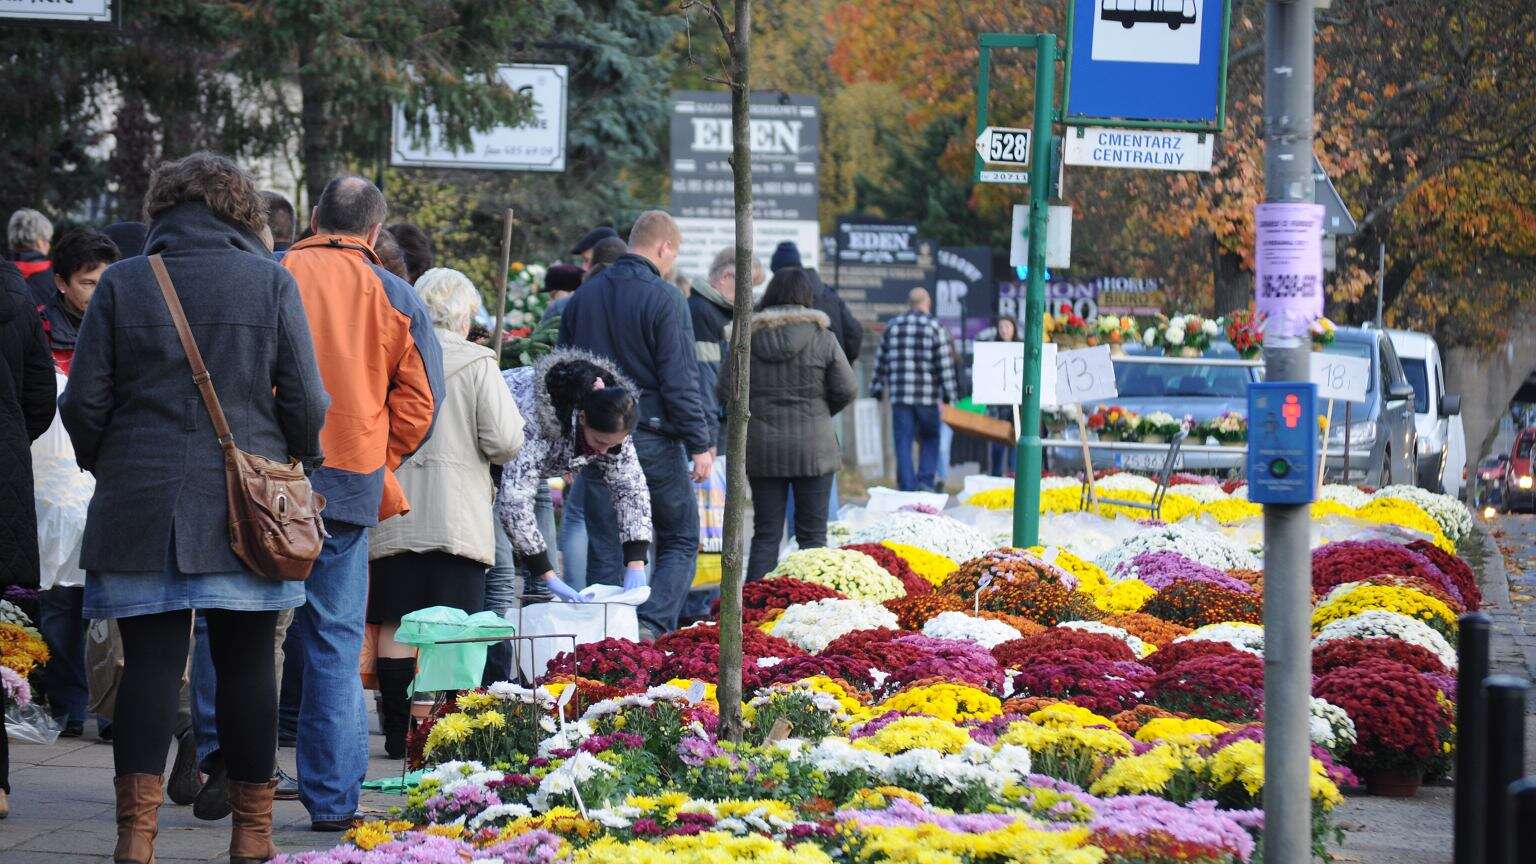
[1320,327,1419,485]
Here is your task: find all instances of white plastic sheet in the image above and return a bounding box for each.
[865,486,950,514]
[33,373,91,590]
[514,583,651,682]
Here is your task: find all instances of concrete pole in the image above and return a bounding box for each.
[1261,1,1316,861]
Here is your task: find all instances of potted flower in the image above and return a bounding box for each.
[1093,315,1138,356]
[1147,314,1218,358]
[1200,412,1247,446]
[1053,303,1090,348]
[1313,658,1454,797]
[1137,411,1182,445]
[1087,405,1137,442]
[1223,310,1264,359]
[1311,317,1337,351]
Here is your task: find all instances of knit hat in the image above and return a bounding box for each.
[769,241,802,272]
[544,262,583,294]
[102,221,148,258]
[569,226,619,256]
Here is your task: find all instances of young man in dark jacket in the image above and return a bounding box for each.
[558,210,711,637]
[41,228,120,374]
[768,241,862,364]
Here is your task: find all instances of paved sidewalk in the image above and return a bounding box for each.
[1,730,404,863]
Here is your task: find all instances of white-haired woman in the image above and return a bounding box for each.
[366,267,525,758]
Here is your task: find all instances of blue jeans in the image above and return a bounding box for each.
[989,442,1016,476]
[585,431,698,634]
[289,523,371,821]
[891,403,941,491]
[558,474,589,589]
[190,608,293,767]
[39,587,88,726]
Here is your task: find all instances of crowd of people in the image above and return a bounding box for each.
[0,149,970,862]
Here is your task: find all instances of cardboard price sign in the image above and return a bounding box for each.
[1309,352,1370,404]
[1054,346,1119,405]
[972,342,1059,407]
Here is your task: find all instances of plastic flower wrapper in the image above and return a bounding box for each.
[765,548,906,603]
[767,598,898,654]
[1312,583,1459,641]
[1173,621,1265,656]
[848,511,993,563]
[1374,485,1474,544]
[1312,610,1458,670]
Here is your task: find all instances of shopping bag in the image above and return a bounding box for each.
[33,375,93,590]
[515,583,649,682]
[6,700,62,745]
[695,455,726,553]
[86,618,123,721]
[395,607,517,694]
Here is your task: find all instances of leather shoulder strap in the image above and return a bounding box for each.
[148,254,236,448]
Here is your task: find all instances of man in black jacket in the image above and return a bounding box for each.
[558,210,711,637]
[691,246,764,452]
[768,241,862,364]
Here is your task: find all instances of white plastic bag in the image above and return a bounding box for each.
[866,486,950,514]
[33,373,92,590]
[6,700,62,745]
[959,474,1014,504]
[514,583,651,682]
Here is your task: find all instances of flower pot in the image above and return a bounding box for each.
[1110,344,1127,357]
[1310,343,1326,352]
[1177,346,1202,358]
[1142,433,1167,445]
[1098,430,1121,443]
[1221,439,1247,448]
[1363,767,1423,797]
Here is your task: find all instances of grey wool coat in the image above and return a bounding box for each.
[719,305,857,478]
[59,202,330,575]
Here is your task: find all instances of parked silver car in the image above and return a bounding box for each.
[1320,327,1418,485]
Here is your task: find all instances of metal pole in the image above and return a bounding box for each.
[1454,613,1492,864]
[1012,34,1055,548]
[1261,0,1315,861]
[1484,675,1528,864]
[1342,400,1352,483]
[491,208,516,364]
[1512,777,1536,864]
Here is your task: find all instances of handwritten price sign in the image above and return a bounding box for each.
[972,342,1058,407]
[1054,346,1119,405]
[1309,352,1370,403]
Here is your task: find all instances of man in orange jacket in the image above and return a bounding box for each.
[281,176,443,830]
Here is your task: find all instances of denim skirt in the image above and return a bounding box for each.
[84,538,306,619]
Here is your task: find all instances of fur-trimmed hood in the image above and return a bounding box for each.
[509,347,638,443]
[749,304,832,364]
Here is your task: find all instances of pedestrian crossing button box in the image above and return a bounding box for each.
[1246,382,1317,504]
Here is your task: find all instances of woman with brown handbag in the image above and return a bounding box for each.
[59,153,330,864]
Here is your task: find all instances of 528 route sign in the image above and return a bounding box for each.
[975,127,1032,166]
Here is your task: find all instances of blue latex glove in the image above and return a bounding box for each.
[623,564,649,592]
[543,574,587,603]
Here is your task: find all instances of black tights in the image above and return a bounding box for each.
[114,609,278,783]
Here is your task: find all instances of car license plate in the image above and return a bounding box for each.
[1118,452,1179,471]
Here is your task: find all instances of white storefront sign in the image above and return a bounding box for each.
[0,0,113,22]
[673,218,819,289]
[1064,127,1213,172]
[391,64,568,172]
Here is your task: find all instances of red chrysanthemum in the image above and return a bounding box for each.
[1149,652,1264,722]
[991,628,1136,668]
[1406,540,1481,611]
[1314,658,1451,773]
[1312,636,1450,677]
[1143,638,1245,673]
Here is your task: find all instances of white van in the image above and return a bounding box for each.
[1387,329,1465,494]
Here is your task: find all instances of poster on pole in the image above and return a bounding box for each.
[391,65,568,172]
[1064,0,1231,129]
[972,342,1059,408]
[1254,202,1325,338]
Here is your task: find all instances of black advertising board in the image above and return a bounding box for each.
[935,246,996,367]
[669,91,820,221]
[832,217,936,324]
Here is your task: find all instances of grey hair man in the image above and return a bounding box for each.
[690,246,764,451]
[9,207,57,305]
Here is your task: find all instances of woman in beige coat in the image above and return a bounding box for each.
[367,267,524,758]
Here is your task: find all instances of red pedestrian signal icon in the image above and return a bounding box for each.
[1282,393,1301,429]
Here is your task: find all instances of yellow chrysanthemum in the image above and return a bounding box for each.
[572,833,834,864]
[966,488,1016,510]
[1206,738,1343,810]
[1134,716,1229,743]
[455,691,498,711]
[1090,579,1157,613]
[874,682,1001,722]
[853,715,971,755]
[843,821,1103,864]
[1312,584,1459,639]
[345,820,412,851]
[1029,547,1110,595]
[1309,499,1357,520]
[422,712,475,756]
[1028,703,1117,729]
[1089,743,1204,797]
[881,542,959,586]
[1355,498,1455,551]
[1195,499,1264,525]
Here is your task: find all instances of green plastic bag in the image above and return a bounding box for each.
[395,607,517,693]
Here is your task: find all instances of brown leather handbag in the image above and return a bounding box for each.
[149,254,326,581]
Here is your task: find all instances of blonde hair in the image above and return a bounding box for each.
[413,267,481,331]
[627,210,681,251]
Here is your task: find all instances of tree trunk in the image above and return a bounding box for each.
[298,34,337,211]
[716,0,754,745]
[1211,237,1251,317]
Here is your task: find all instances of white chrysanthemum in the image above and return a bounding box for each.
[1309,696,1357,756]
[769,598,898,654]
[1059,620,1153,658]
[1373,485,1474,543]
[1096,523,1260,577]
[1096,473,1160,495]
[1311,611,1457,670]
[1318,484,1371,509]
[921,611,1022,649]
[847,511,994,562]
[1166,483,1230,503]
[1175,622,1265,656]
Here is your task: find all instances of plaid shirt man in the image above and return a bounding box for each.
[871,310,959,405]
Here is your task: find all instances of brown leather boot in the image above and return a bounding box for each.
[113,773,163,864]
[228,778,279,864]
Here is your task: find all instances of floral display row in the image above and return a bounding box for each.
[284,483,1476,864]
